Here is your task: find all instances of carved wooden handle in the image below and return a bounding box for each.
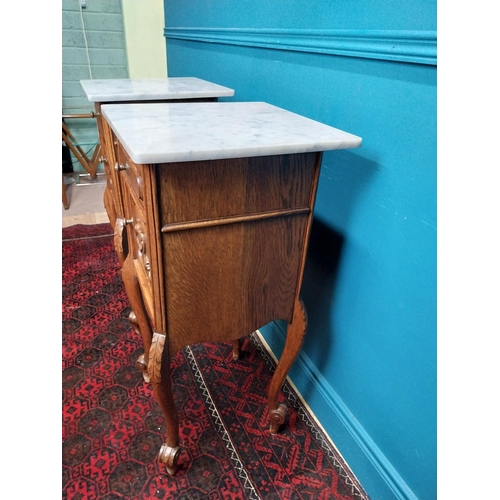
[149,332,166,384]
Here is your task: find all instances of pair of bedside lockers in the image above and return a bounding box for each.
[78,77,362,474]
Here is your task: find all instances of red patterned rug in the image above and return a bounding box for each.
[62,223,368,500]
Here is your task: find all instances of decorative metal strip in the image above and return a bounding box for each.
[248,331,369,500]
[165,28,437,66]
[185,346,261,500]
[161,207,310,233]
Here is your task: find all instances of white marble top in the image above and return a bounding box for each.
[80,77,234,102]
[101,102,362,164]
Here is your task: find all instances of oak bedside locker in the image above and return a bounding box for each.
[98,100,361,474]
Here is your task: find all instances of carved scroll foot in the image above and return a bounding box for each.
[150,333,180,475]
[129,310,139,333]
[267,298,307,434]
[269,403,288,434]
[135,353,150,383]
[231,338,241,360]
[159,444,181,476]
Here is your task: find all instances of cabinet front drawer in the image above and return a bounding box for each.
[157,152,318,225]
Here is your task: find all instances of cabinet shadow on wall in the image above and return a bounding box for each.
[293,151,379,399]
[300,217,344,371]
[259,149,378,401]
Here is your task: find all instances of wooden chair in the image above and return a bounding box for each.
[62,113,101,179]
[62,112,102,209]
[62,176,69,210]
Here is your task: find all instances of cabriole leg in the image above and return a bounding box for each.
[231,338,241,360]
[149,333,180,475]
[121,254,153,382]
[267,298,307,434]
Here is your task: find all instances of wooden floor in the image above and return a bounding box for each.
[62,173,109,228]
[62,211,109,228]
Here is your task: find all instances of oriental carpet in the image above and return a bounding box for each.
[62,223,368,500]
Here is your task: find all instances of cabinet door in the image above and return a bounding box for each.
[121,177,155,324]
[114,141,166,333]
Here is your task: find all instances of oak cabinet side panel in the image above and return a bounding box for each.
[157,153,317,224]
[162,214,308,355]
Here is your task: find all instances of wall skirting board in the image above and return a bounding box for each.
[164,28,437,66]
[256,323,419,500]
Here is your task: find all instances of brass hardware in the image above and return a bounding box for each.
[145,261,151,273]
[124,218,134,226]
[99,156,107,164]
[114,163,128,172]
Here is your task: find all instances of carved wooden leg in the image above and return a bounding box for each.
[267,298,307,434]
[121,254,153,382]
[231,338,241,360]
[129,312,150,383]
[62,176,69,210]
[150,333,180,475]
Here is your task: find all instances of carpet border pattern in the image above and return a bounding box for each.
[248,332,368,500]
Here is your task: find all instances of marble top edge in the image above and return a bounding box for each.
[101,101,362,164]
[122,141,362,165]
[80,77,235,102]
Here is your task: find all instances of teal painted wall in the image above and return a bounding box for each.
[164,0,436,30]
[164,2,436,499]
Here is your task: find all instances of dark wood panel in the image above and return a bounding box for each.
[162,214,308,355]
[156,153,317,225]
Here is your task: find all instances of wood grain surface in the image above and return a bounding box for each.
[155,152,318,356]
[157,153,316,224]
